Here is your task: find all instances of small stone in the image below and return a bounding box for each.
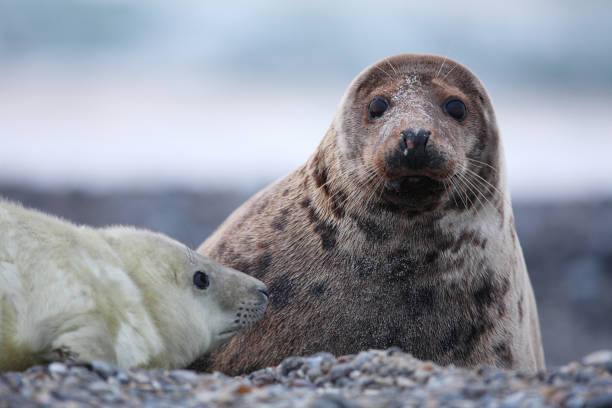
[311,393,355,408]
[234,384,251,394]
[549,390,568,405]
[328,365,352,382]
[116,371,131,384]
[88,361,118,380]
[463,385,487,399]
[48,362,67,376]
[586,394,612,408]
[89,380,111,394]
[421,362,434,371]
[583,350,612,366]
[279,357,304,376]
[566,395,586,408]
[169,369,199,382]
[396,377,416,388]
[501,391,525,407]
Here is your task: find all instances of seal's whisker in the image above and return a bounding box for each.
[456,171,488,212]
[462,165,506,202]
[443,178,460,209]
[374,65,394,81]
[435,55,448,79]
[449,173,469,209]
[456,174,476,209]
[385,57,399,76]
[441,64,457,81]
[465,157,498,173]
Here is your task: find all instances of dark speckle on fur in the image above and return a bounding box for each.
[309,281,327,297]
[311,152,330,196]
[518,295,524,322]
[474,279,496,307]
[425,250,439,264]
[271,208,291,231]
[269,275,296,310]
[350,214,391,243]
[314,221,337,250]
[438,317,495,361]
[307,208,318,224]
[402,286,436,317]
[493,342,514,368]
[329,189,347,219]
[300,198,311,208]
[215,241,227,258]
[253,252,273,279]
[452,230,476,253]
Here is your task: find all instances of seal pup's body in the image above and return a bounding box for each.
[0,200,268,371]
[198,54,544,374]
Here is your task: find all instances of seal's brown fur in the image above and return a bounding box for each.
[196,54,545,374]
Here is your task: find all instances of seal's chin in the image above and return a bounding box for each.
[381,175,448,211]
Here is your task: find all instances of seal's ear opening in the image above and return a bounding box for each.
[192,271,210,290]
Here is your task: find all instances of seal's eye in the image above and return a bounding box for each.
[368,96,389,119]
[444,98,467,122]
[193,271,209,290]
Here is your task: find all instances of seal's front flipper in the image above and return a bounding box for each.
[44,345,80,364]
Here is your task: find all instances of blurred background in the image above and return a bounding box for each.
[1,0,610,368]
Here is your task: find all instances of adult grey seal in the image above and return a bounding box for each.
[197,54,545,374]
[0,199,268,371]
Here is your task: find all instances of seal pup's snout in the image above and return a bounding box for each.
[398,128,431,169]
[257,286,270,301]
[233,281,269,332]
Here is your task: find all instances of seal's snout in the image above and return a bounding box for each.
[380,126,447,180]
[398,128,431,169]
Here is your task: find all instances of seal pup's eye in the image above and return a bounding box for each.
[443,98,467,122]
[193,271,210,290]
[368,96,389,119]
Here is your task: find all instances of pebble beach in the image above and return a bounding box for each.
[1,349,611,407]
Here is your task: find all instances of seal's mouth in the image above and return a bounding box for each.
[381,175,448,210]
[384,175,445,195]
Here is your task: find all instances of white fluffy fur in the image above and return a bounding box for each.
[0,200,267,371]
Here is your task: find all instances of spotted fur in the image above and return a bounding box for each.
[195,54,545,374]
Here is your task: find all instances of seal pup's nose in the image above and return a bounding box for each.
[399,128,431,169]
[257,286,269,301]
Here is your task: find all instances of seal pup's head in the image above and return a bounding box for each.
[102,228,269,368]
[331,54,501,213]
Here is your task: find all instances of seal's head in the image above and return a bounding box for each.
[102,228,269,368]
[180,247,269,349]
[334,54,500,212]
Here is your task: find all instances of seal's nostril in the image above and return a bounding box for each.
[258,288,269,299]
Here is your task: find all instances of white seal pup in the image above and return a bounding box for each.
[0,199,268,371]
